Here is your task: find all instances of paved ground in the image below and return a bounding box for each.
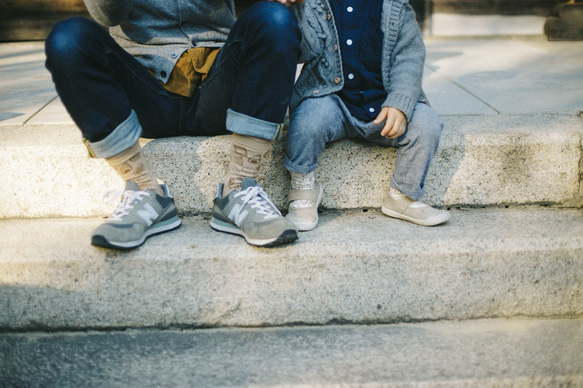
[1,36,582,128]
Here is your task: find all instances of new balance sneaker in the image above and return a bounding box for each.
[91,180,181,249]
[381,187,451,226]
[210,177,298,247]
[286,180,323,231]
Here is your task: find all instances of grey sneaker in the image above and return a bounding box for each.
[210,177,298,247]
[381,187,451,226]
[91,181,181,249]
[286,180,323,231]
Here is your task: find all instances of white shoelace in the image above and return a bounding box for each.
[103,189,151,221]
[234,186,281,220]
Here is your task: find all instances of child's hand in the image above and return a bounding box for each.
[268,0,305,6]
[375,107,407,139]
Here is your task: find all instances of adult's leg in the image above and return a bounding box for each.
[188,1,302,140]
[200,2,303,246]
[45,17,182,248]
[45,17,182,157]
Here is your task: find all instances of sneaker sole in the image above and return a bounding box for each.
[210,218,298,247]
[91,216,182,250]
[381,206,451,227]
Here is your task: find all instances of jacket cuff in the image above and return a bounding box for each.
[382,93,417,122]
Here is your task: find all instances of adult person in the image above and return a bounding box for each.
[45,0,303,248]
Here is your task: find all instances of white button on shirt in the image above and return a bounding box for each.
[348,73,355,80]
[369,107,376,113]
[346,39,353,46]
[347,6,354,12]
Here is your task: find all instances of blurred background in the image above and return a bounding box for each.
[0,0,578,42]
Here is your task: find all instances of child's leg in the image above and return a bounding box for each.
[284,95,349,231]
[285,95,350,175]
[390,103,442,200]
[371,103,450,226]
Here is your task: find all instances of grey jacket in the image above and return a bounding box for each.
[83,0,235,84]
[291,0,428,121]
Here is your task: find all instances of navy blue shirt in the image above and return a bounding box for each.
[330,0,385,122]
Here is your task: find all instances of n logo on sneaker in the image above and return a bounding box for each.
[228,204,249,227]
[138,203,159,226]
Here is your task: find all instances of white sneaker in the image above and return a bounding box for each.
[286,180,323,231]
[381,187,450,226]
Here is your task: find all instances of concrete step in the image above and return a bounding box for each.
[1,318,582,387]
[1,207,582,331]
[1,113,582,219]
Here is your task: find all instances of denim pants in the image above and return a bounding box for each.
[284,94,442,200]
[45,2,301,158]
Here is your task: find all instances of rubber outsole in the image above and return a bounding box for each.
[210,218,298,247]
[381,206,451,227]
[91,217,182,250]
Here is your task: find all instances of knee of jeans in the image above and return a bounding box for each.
[408,106,442,142]
[422,119,442,144]
[288,117,330,149]
[289,120,323,141]
[292,96,338,131]
[405,122,442,151]
[246,2,301,52]
[45,17,97,65]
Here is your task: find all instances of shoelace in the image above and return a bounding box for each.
[234,186,281,219]
[103,189,151,221]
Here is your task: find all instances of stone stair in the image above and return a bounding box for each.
[2,319,582,387]
[1,37,583,385]
[2,207,583,331]
[2,113,583,219]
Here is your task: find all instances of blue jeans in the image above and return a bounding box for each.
[284,95,442,200]
[45,2,301,158]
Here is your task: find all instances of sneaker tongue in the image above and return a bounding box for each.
[124,180,140,191]
[241,177,258,190]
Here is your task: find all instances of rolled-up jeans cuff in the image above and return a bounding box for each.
[226,108,284,141]
[85,110,143,158]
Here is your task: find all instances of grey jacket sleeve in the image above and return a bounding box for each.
[382,2,426,121]
[83,0,133,26]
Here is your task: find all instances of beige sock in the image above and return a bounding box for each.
[223,133,273,196]
[106,141,164,196]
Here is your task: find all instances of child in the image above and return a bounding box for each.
[286,0,450,231]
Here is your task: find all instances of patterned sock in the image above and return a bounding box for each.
[106,142,164,196]
[223,133,273,196]
[290,171,315,209]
